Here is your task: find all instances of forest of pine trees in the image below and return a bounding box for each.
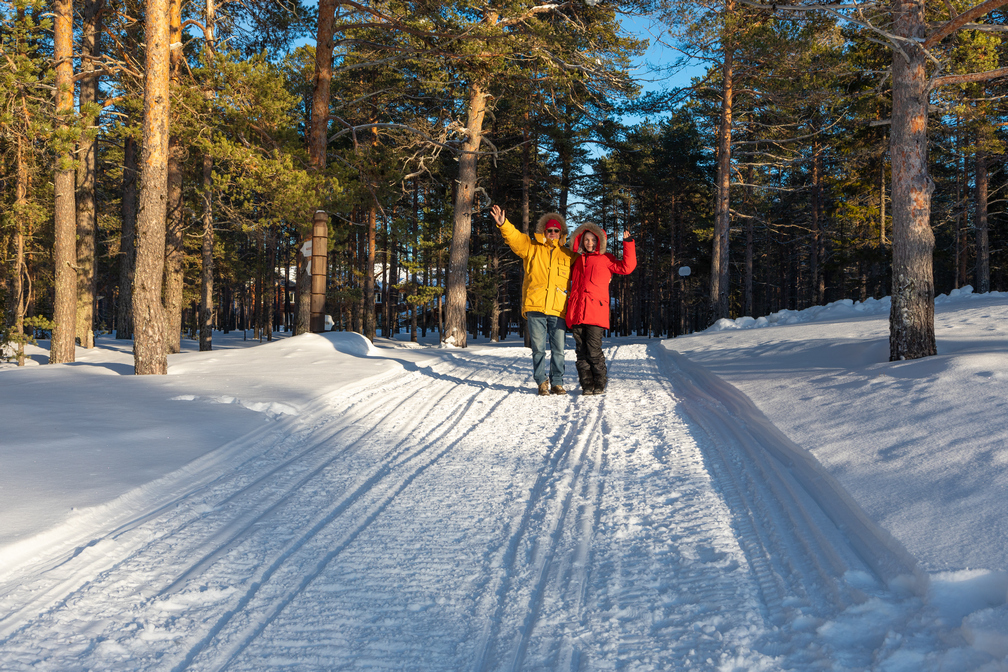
[3,0,1008,371]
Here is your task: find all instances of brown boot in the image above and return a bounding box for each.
[538,380,550,396]
[550,384,567,395]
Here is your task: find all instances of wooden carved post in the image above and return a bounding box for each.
[311,210,328,332]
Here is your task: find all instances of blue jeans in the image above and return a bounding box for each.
[526,312,566,385]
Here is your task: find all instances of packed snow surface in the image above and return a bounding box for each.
[1,290,1007,670]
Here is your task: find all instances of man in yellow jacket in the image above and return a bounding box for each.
[491,204,575,396]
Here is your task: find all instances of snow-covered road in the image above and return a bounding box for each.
[0,341,993,670]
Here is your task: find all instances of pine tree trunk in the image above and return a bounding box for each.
[975,139,990,293]
[354,218,363,333]
[490,253,500,343]
[955,117,965,289]
[118,136,138,340]
[299,0,336,335]
[51,0,76,364]
[199,151,214,350]
[133,0,171,374]
[363,207,377,340]
[889,0,936,361]
[380,221,389,337]
[15,136,27,366]
[879,130,887,247]
[163,0,184,353]
[197,0,215,350]
[443,83,488,348]
[75,0,103,349]
[266,230,275,341]
[809,144,820,307]
[710,9,733,325]
[389,229,399,337]
[522,119,531,234]
[744,213,753,318]
[521,118,531,348]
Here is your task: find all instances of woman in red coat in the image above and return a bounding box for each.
[566,222,636,395]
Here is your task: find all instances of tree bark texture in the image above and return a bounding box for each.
[133,0,171,374]
[710,14,733,326]
[200,152,214,350]
[810,145,820,307]
[163,0,184,353]
[443,83,488,348]
[75,0,103,349]
[118,136,138,339]
[198,0,216,351]
[298,0,337,335]
[15,136,28,365]
[364,207,377,341]
[975,143,989,293]
[889,0,937,361]
[51,0,76,364]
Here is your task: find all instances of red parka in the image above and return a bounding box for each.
[566,222,636,329]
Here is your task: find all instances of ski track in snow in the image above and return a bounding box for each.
[0,344,970,670]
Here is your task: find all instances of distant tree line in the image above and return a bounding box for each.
[2,0,1008,370]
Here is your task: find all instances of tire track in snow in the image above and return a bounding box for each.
[176,353,525,672]
[652,343,857,625]
[0,363,430,642]
[0,352,522,670]
[555,342,764,669]
[504,400,604,672]
[467,395,598,672]
[651,342,923,662]
[0,363,448,645]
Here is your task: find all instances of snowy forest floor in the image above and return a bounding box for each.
[1,326,1007,671]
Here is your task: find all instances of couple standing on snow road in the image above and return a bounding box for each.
[490,204,637,397]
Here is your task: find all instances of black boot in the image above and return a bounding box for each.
[576,362,595,395]
[593,375,607,395]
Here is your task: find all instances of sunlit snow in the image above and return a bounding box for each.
[1,289,1006,670]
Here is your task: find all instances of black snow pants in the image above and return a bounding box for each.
[570,324,606,392]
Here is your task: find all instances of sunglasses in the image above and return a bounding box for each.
[545,228,561,234]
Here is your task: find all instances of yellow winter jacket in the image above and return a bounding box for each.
[498,212,575,319]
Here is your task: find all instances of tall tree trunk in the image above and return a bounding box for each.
[809,143,820,307]
[199,0,215,351]
[443,83,488,347]
[889,0,936,360]
[266,230,275,341]
[955,116,965,289]
[522,118,531,234]
[14,136,28,366]
[975,136,990,293]
[558,111,571,217]
[521,117,531,348]
[363,206,377,340]
[199,152,214,350]
[381,221,389,337]
[51,0,76,363]
[744,216,754,318]
[710,7,733,325]
[118,136,138,339]
[389,226,399,337]
[163,0,184,353]
[490,252,500,342]
[354,215,363,333]
[879,125,888,247]
[299,0,337,335]
[133,0,171,374]
[76,0,103,349]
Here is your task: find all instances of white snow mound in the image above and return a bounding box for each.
[322,331,381,357]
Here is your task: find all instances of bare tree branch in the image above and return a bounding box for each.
[923,0,1008,48]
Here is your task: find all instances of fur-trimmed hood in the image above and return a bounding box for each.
[568,221,607,255]
[535,212,568,237]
